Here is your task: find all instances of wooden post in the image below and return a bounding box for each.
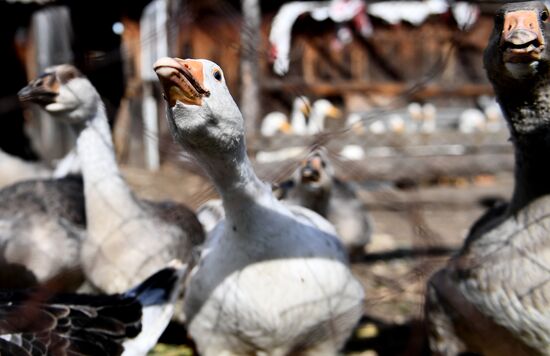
[240,0,261,148]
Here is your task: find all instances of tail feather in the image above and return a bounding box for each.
[122,260,187,356]
[0,261,187,356]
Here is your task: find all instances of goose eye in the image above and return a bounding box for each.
[541,10,549,22]
[213,70,223,81]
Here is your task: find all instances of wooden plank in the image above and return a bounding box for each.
[262,81,494,99]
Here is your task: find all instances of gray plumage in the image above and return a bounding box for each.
[0,175,85,290]
[426,2,550,355]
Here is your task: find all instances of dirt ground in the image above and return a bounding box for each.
[121,162,514,356]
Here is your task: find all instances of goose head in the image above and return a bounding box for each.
[18,64,99,124]
[484,1,550,83]
[154,57,244,155]
[296,148,333,192]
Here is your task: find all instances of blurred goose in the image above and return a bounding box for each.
[260,112,292,137]
[290,96,311,135]
[260,96,311,137]
[0,262,185,356]
[277,148,373,259]
[0,149,51,189]
[269,0,371,75]
[307,99,342,135]
[18,64,205,294]
[426,2,550,354]
[155,57,364,355]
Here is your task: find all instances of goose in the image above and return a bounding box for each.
[269,0,371,75]
[19,64,205,294]
[260,111,292,137]
[0,149,51,189]
[154,57,364,355]
[277,148,373,259]
[426,2,550,355]
[458,107,486,133]
[260,96,310,137]
[306,98,342,135]
[0,262,186,356]
[478,95,504,132]
[290,96,311,135]
[0,147,81,189]
[0,174,85,290]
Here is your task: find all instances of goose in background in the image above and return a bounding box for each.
[458,107,485,133]
[277,148,373,259]
[0,262,186,356]
[419,102,437,133]
[269,0,372,76]
[290,95,311,135]
[155,57,364,355]
[260,96,311,137]
[426,3,550,354]
[260,111,292,137]
[19,64,205,294]
[345,112,366,134]
[478,95,504,132]
[407,102,437,133]
[0,149,51,189]
[307,98,343,135]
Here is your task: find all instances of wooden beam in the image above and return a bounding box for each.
[262,81,494,99]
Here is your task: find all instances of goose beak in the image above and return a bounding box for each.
[280,121,292,134]
[154,57,210,107]
[18,73,59,105]
[327,106,343,120]
[501,10,545,63]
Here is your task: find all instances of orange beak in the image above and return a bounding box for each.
[501,10,545,63]
[153,57,210,107]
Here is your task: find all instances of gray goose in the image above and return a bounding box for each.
[0,174,85,290]
[276,148,373,259]
[0,263,185,356]
[426,2,550,355]
[154,57,364,356]
[19,64,204,294]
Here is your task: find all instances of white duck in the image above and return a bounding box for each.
[154,57,364,356]
[19,64,205,294]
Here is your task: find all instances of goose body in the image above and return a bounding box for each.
[0,149,52,189]
[0,175,85,289]
[155,57,364,355]
[426,2,550,354]
[19,65,204,294]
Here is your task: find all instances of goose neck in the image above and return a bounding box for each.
[195,141,270,212]
[75,103,137,217]
[498,87,550,212]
